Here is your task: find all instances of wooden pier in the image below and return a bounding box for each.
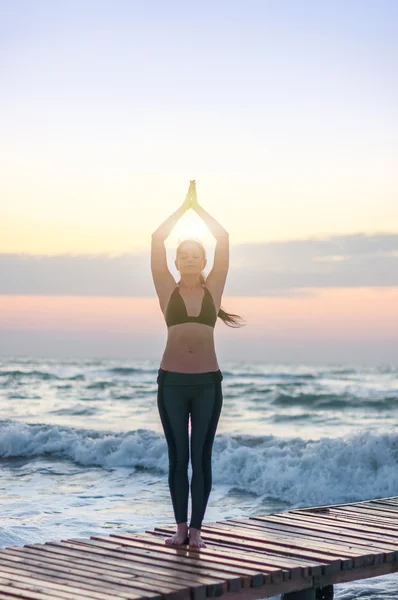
[0,495,398,599]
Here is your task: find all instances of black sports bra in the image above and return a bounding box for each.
[165,284,218,328]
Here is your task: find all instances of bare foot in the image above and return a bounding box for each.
[165,530,189,547]
[189,527,206,548]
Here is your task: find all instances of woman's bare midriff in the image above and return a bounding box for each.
[160,323,220,373]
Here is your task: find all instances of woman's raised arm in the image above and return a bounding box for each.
[190,182,229,240]
[151,182,193,241]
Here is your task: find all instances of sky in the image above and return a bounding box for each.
[1,0,397,365]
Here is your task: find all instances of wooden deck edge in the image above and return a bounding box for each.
[282,496,398,514]
[219,558,398,600]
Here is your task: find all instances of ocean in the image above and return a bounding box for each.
[1,356,397,599]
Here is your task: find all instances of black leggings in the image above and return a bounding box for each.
[157,367,223,530]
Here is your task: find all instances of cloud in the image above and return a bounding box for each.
[1,232,397,297]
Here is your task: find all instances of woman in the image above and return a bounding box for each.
[151,181,245,549]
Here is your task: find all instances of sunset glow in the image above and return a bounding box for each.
[1,1,397,364]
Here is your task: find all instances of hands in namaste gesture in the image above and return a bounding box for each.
[182,180,199,212]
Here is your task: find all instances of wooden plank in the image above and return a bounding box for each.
[0,574,123,600]
[274,510,398,539]
[69,535,264,590]
[291,504,398,519]
[149,528,340,572]
[287,496,398,513]
[232,517,398,550]
[0,582,79,600]
[2,545,206,600]
[267,510,398,537]
[289,514,398,541]
[0,545,202,593]
[0,593,85,600]
[42,537,252,594]
[365,501,398,513]
[199,522,373,558]
[147,533,332,578]
[370,499,398,508]
[369,502,398,513]
[209,519,395,557]
[330,505,398,520]
[219,559,398,600]
[0,554,188,600]
[290,504,398,524]
[23,541,220,600]
[147,529,321,575]
[109,532,270,578]
[195,523,379,568]
[0,567,138,600]
[250,514,398,563]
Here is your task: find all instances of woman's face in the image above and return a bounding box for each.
[176,244,205,273]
